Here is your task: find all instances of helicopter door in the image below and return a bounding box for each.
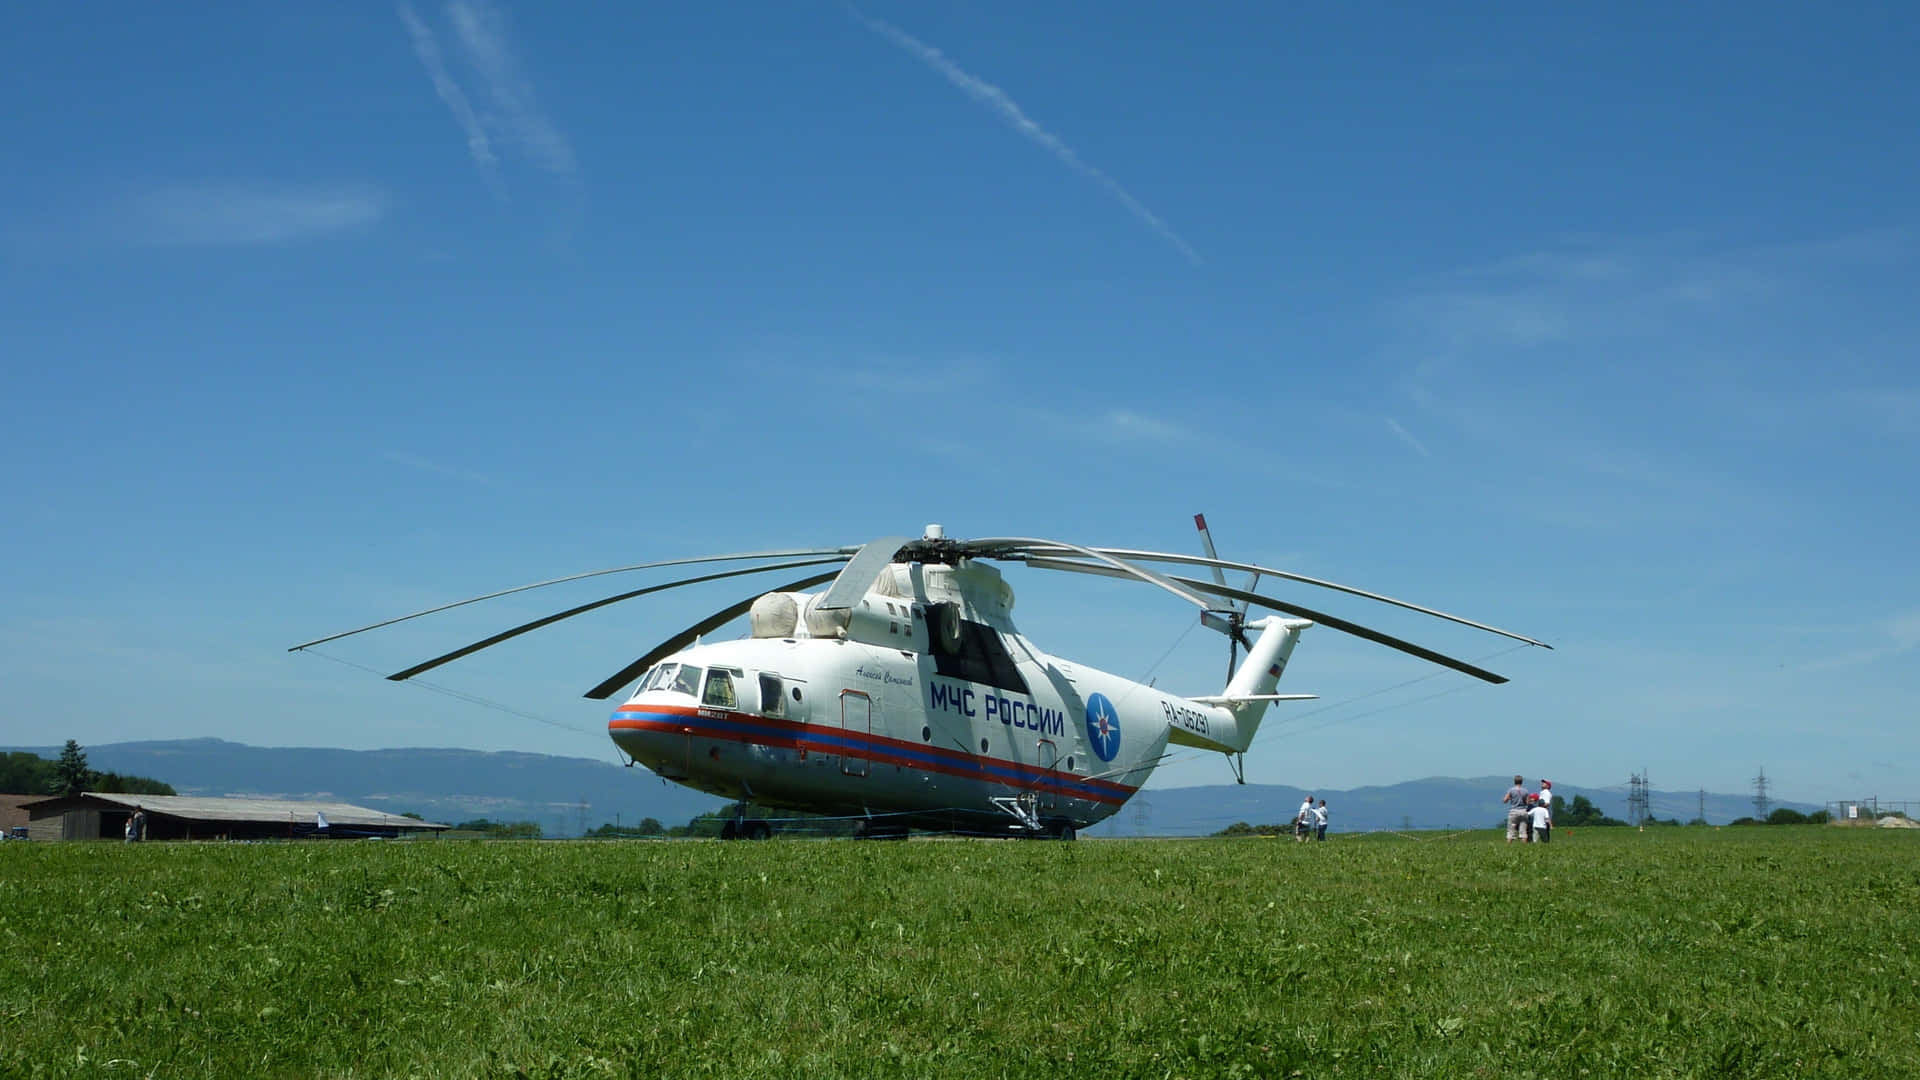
[1036,739,1059,810]
[839,690,871,777]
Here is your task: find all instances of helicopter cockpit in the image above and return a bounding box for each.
[631,661,758,712]
[635,662,704,698]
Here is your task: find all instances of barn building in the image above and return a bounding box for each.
[1,794,35,839]
[20,792,449,841]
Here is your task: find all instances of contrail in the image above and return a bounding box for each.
[849,9,1201,265]
[446,0,577,178]
[398,1,577,196]
[399,3,502,197]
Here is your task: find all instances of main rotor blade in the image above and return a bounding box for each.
[583,569,842,700]
[960,536,1213,610]
[815,535,913,610]
[386,557,848,682]
[1022,545,1551,649]
[1022,557,1514,684]
[289,546,859,652]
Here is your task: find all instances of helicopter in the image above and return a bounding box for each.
[293,516,1549,840]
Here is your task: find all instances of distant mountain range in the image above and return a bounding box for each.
[4,739,1818,836]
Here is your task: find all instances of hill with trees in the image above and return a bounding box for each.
[1,742,176,797]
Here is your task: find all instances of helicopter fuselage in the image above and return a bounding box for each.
[605,561,1214,835]
[607,631,1200,835]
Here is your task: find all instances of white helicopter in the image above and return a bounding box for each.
[293,517,1548,840]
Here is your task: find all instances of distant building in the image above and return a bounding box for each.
[20,792,448,841]
[1,794,36,839]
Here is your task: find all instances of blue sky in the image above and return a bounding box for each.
[3,2,1914,807]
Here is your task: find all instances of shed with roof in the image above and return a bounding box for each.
[1,793,36,839]
[21,792,448,841]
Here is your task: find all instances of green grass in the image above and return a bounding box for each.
[2,828,1915,1078]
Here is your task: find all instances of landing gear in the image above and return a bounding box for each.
[1040,818,1078,842]
[853,818,908,840]
[720,818,773,840]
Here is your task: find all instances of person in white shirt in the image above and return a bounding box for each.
[1295,795,1314,842]
[1312,799,1329,842]
[1528,797,1552,843]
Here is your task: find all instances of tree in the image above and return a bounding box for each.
[1212,821,1291,837]
[1560,794,1629,827]
[1767,807,1809,826]
[50,740,96,797]
[452,817,543,839]
[1,751,56,794]
[93,771,175,796]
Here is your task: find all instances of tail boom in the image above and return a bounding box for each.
[1166,617,1313,754]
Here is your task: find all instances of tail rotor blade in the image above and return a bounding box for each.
[1194,514,1248,679]
[1193,514,1240,613]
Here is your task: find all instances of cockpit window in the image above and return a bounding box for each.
[702,670,736,708]
[758,674,784,717]
[675,664,706,699]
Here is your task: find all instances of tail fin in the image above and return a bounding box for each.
[1210,617,1313,751]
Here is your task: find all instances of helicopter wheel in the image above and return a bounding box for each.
[1040,819,1077,842]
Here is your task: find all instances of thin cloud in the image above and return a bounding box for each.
[382,451,493,486]
[1834,387,1920,436]
[446,0,577,178]
[398,1,576,195]
[399,3,501,197]
[130,182,386,246]
[1008,405,1183,445]
[1385,417,1431,458]
[1100,408,1183,442]
[1790,610,1920,672]
[848,9,1201,265]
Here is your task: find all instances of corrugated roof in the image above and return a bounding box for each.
[22,792,447,830]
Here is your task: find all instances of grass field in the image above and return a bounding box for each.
[2,828,1915,1079]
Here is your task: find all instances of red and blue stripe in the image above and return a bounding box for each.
[610,705,1138,805]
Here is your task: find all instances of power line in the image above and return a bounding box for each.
[1753,766,1771,821]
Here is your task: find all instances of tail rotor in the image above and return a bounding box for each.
[1194,514,1256,678]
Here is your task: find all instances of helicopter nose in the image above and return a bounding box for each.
[608,706,691,775]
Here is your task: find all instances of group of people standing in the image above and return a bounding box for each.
[1501,776,1554,843]
[1293,795,1329,842]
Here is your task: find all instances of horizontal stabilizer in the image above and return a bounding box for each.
[1187,694,1319,705]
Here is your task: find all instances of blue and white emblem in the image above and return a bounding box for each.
[1084,692,1121,762]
